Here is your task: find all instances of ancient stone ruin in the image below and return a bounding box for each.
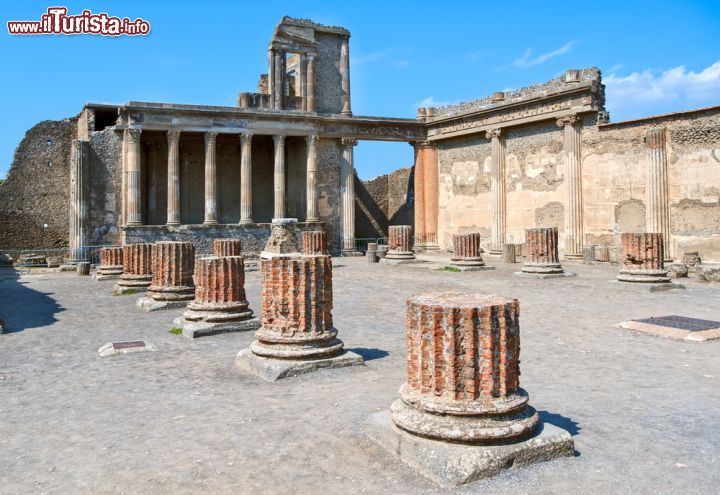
[236,223,362,381]
[213,239,242,257]
[518,227,569,278]
[450,232,487,270]
[136,241,195,311]
[114,243,153,293]
[383,225,415,263]
[368,292,574,485]
[173,255,259,338]
[617,233,670,283]
[95,246,123,280]
[300,230,328,255]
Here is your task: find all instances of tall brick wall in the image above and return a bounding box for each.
[0,118,77,249]
[356,167,414,239]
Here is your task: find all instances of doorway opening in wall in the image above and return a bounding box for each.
[353,140,414,242]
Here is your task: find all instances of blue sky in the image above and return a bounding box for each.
[2,1,720,179]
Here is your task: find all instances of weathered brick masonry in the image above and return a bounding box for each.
[300,230,329,255]
[522,227,564,274]
[116,243,153,289]
[213,238,242,257]
[617,232,669,283]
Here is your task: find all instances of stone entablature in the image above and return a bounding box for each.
[424,68,605,141]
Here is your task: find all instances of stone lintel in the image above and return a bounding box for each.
[365,411,574,487]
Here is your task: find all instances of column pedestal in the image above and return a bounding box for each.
[173,256,260,338]
[136,241,195,311]
[115,243,153,293]
[519,227,566,276]
[617,233,670,283]
[450,233,490,271]
[383,225,416,263]
[95,247,124,280]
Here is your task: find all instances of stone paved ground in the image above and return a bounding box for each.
[1,256,719,494]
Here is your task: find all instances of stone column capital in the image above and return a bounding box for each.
[167,129,181,143]
[307,134,319,146]
[240,130,254,142]
[485,128,502,140]
[205,131,218,144]
[125,128,142,143]
[273,134,286,146]
[341,137,358,147]
[556,114,580,128]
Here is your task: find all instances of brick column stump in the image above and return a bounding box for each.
[173,256,260,338]
[136,241,195,311]
[95,247,124,280]
[213,239,242,257]
[300,230,328,255]
[450,233,491,271]
[366,292,574,486]
[235,254,363,381]
[382,225,416,264]
[114,243,153,293]
[516,227,574,279]
[617,233,670,283]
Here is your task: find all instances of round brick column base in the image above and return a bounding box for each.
[146,285,195,302]
[251,328,343,359]
[450,257,485,267]
[522,262,564,274]
[617,269,670,283]
[390,399,539,444]
[98,265,124,276]
[184,301,254,323]
[117,274,152,288]
[385,250,415,260]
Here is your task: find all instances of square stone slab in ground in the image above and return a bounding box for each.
[173,316,260,339]
[365,411,574,487]
[98,340,157,357]
[235,348,364,381]
[617,315,720,342]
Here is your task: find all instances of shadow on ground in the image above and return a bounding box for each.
[347,347,389,361]
[0,267,64,333]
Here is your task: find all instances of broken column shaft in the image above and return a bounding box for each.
[451,233,485,268]
[385,225,415,260]
[115,243,153,291]
[300,230,328,255]
[522,227,564,274]
[97,246,123,280]
[137,241,195,310]
[214,239,242,257]
[617,233,669,283]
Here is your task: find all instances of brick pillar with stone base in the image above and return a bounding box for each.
[450,233,488,270]
[214,239,241,257]
[520,227,565,276]
[136,241,195,311]
[173,256,260,338]
[383,225,416,263]
[96,247,123,280]
[114,244,153,293]
[617,233,670,283]
[300,230,328,255]
[366,292,574,486]
[235,253,363,381]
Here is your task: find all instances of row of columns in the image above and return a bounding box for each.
[122,129,323,227]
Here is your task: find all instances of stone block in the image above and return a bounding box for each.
[234,348,363,382]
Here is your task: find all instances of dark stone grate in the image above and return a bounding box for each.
[113,340,146,350]
[633,315,720,332]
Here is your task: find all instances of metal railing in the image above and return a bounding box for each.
[344,237,388,254]
[0,245,122,274]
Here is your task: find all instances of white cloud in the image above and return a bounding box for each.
[351,51,386,66]
[605,60,720,119]
[413,96,455,109]
[513,41,577,68]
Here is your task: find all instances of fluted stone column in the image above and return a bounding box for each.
[235,252,363,381]
[273,134,286,219]
[521,227,564,275]
[645,127,672,260]
[204,131,218,224]
[96,247,123,280]
[299,54,308,110]
[306,134,319,223]
[267,49,274,103]
[173,256,260,338]
[273,49,284,110]
[391,292,539,443]
[340,138,358,253]
[487,129,506,256]
[385,225,415,261]
[69,139,89,261]
[301,230,328,255]
[617,233,670,283]
[240,131,254,224]
[450,233,486,269]
[557,115,584,259]
[340,35,352,116]
[306,54,316,112]
[120,131,127,228]
[137,241,195,311]
[125,129,143,226]
[214,239,241,257]
[166,130,181,225]
[115,243,153,292]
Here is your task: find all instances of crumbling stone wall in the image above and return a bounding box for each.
[355,167,413,239]
[88,128,122,245]
[317,138,342,252]
[315,32,343,115]
[0,118,77,249]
